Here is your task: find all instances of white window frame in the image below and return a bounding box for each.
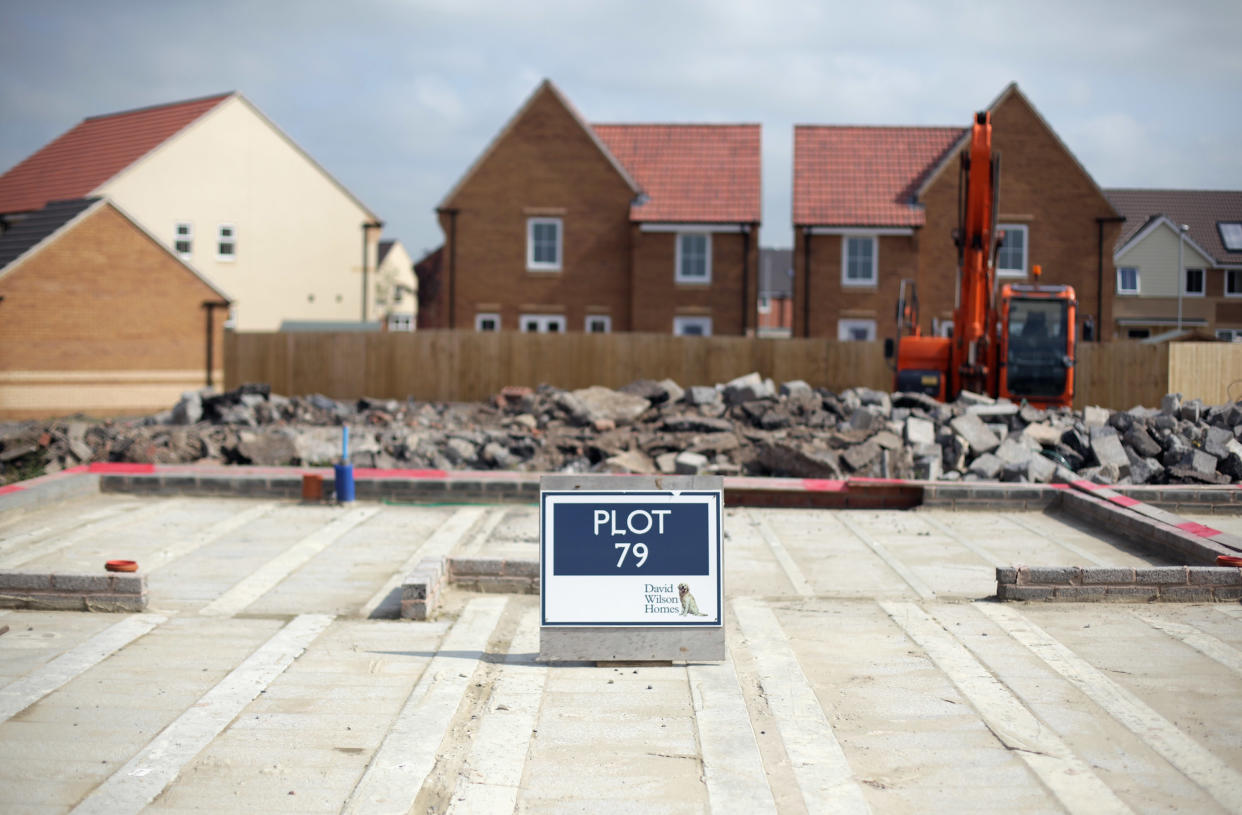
[837,318,877,341]
[933,318,955,338]
[520,313,566,333]
[675,232,712,284]
[217,224,236,261]
[758,294,771,314]
[1216,329,1242,342]
[1226,269,1242,298]
[996,224,1028,278]
[174,221,193,259]
[841,235,877,287]
[526,217,562,271]
[1117,265,1140,295]
[1183,267,1205,297]
[673,316,712,336]
[387,314,413,332]
[475,312,500,332]
[585,315,612,333]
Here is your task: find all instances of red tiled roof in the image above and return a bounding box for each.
[0,93,233,214]
[592,124,761,223]
[793,126,964,227]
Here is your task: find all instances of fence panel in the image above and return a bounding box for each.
[1168,343,1242,405]
[1073,342,1168,410]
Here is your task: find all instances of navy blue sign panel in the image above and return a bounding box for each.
[541,488,723,627]
[552,502,710,576]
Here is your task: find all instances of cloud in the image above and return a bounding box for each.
[1,0,1240,255]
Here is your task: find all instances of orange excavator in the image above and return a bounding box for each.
[889,111,1076,408]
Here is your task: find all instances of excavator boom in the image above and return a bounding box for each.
[891,110,1075,408]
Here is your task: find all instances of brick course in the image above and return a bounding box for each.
[997,564,1242,602]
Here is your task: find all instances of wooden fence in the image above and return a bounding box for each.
[223,330,1236,410]
[224,331,891,402]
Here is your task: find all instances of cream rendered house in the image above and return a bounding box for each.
[0,92,387,331]
[374,239,418,331]
[1107,190,1242,340]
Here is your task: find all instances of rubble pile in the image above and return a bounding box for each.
[4,376,1242,487]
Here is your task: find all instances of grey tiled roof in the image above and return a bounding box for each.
[1106,189,1242,265]
[0,198,98,271]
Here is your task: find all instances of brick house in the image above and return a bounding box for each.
[793,83,1124,341]
[0,93,397,331]
[1105,189,1242,340]
[434,80,761,335]
[0,198,230,418]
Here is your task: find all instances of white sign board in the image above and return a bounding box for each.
[541,489,723,628]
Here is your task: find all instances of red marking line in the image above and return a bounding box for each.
[1072,480,1103,491]
[88,462,156,475]
[1177,521,1223,538]
[0,484,26,496]
[353,468,449,480]
[801,479,846,492]
[1108,495,1142,508]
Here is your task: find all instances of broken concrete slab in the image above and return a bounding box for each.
[949,412,1001,455]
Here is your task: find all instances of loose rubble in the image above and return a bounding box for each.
[4,376,1242,487]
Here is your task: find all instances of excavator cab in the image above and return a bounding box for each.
[998,283,1076,408]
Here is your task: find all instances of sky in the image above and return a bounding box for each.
[2,0,1240,256]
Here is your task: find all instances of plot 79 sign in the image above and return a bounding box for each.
[541,489,722,627]
[551,502,709,576]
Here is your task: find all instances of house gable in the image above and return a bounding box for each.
[439,80,639,211]
[1108,188,1242,268]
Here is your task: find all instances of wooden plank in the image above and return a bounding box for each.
[1168,343,1242,405]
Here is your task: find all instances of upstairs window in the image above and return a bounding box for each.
[1227,269,1242,297]
[174,222,192,258]
[1117,266,1139,294]
[842,236,877,286]
[1219,222,1242,252]
[217,224,236,260]
[586,315,611,333]
[476,313,499,332]
[527,218,561,271]
[676,233,711,283]
[1184,267,1205,296]
[997,224,1028,277]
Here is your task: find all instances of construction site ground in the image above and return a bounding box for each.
[1,492,1241,814]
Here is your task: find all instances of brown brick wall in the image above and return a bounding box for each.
[793,231,917,339]
[0,204,225,372]
[917,92,1122,339]
[630,229,757,335]
[795,90,1123,342]
[437,86,758,336]
[439,86,635,332]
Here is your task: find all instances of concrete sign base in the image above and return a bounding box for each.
[538,474,725,663]
[539,625,726,662]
